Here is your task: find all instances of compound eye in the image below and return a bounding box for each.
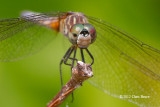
[84,24,97,43]
[71,24,83,33]
[69,24,84,44]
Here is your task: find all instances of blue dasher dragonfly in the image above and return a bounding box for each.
[0,11,160,107]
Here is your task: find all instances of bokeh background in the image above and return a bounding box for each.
[0,0,160,107]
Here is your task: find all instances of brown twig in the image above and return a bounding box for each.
[47,61,93,107]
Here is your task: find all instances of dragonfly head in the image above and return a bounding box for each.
[69,24,96,48]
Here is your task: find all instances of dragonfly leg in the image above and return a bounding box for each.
[68,57,78,62]
[71,49,77,71]
[62,47,77,102]
[59,46,78,103]
[80,48,85,63]
[85,48,94,65]
[70,49,77,103]
[59,47,72,88]
[64,47,75,66]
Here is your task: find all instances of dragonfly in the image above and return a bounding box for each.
[0,11,160,107]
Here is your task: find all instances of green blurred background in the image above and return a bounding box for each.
[0,0,160,107]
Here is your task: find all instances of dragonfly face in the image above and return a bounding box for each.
[57,12,96,48]
[68,23,96,48]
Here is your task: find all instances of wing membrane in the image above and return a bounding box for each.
[87,16,160,106]
[0,12,66,61]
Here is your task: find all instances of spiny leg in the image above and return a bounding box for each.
[62,47,77,102]
[71,49,77,74]
[64,47,75,66]
[71,48,77,102]
[85,48,94,65]
[59,46,79,103]
[80,48,85,63]
[59,46,73,89]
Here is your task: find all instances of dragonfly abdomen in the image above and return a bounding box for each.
[21,11,88,35]
[21,11,60,31]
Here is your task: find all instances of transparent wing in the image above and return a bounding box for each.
[0,12,66,61]
[87,16,160,107]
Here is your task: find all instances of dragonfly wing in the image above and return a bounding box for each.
[87,16,160,107]
[0,12,65,61]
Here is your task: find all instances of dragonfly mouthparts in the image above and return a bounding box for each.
[80,29,89,37]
